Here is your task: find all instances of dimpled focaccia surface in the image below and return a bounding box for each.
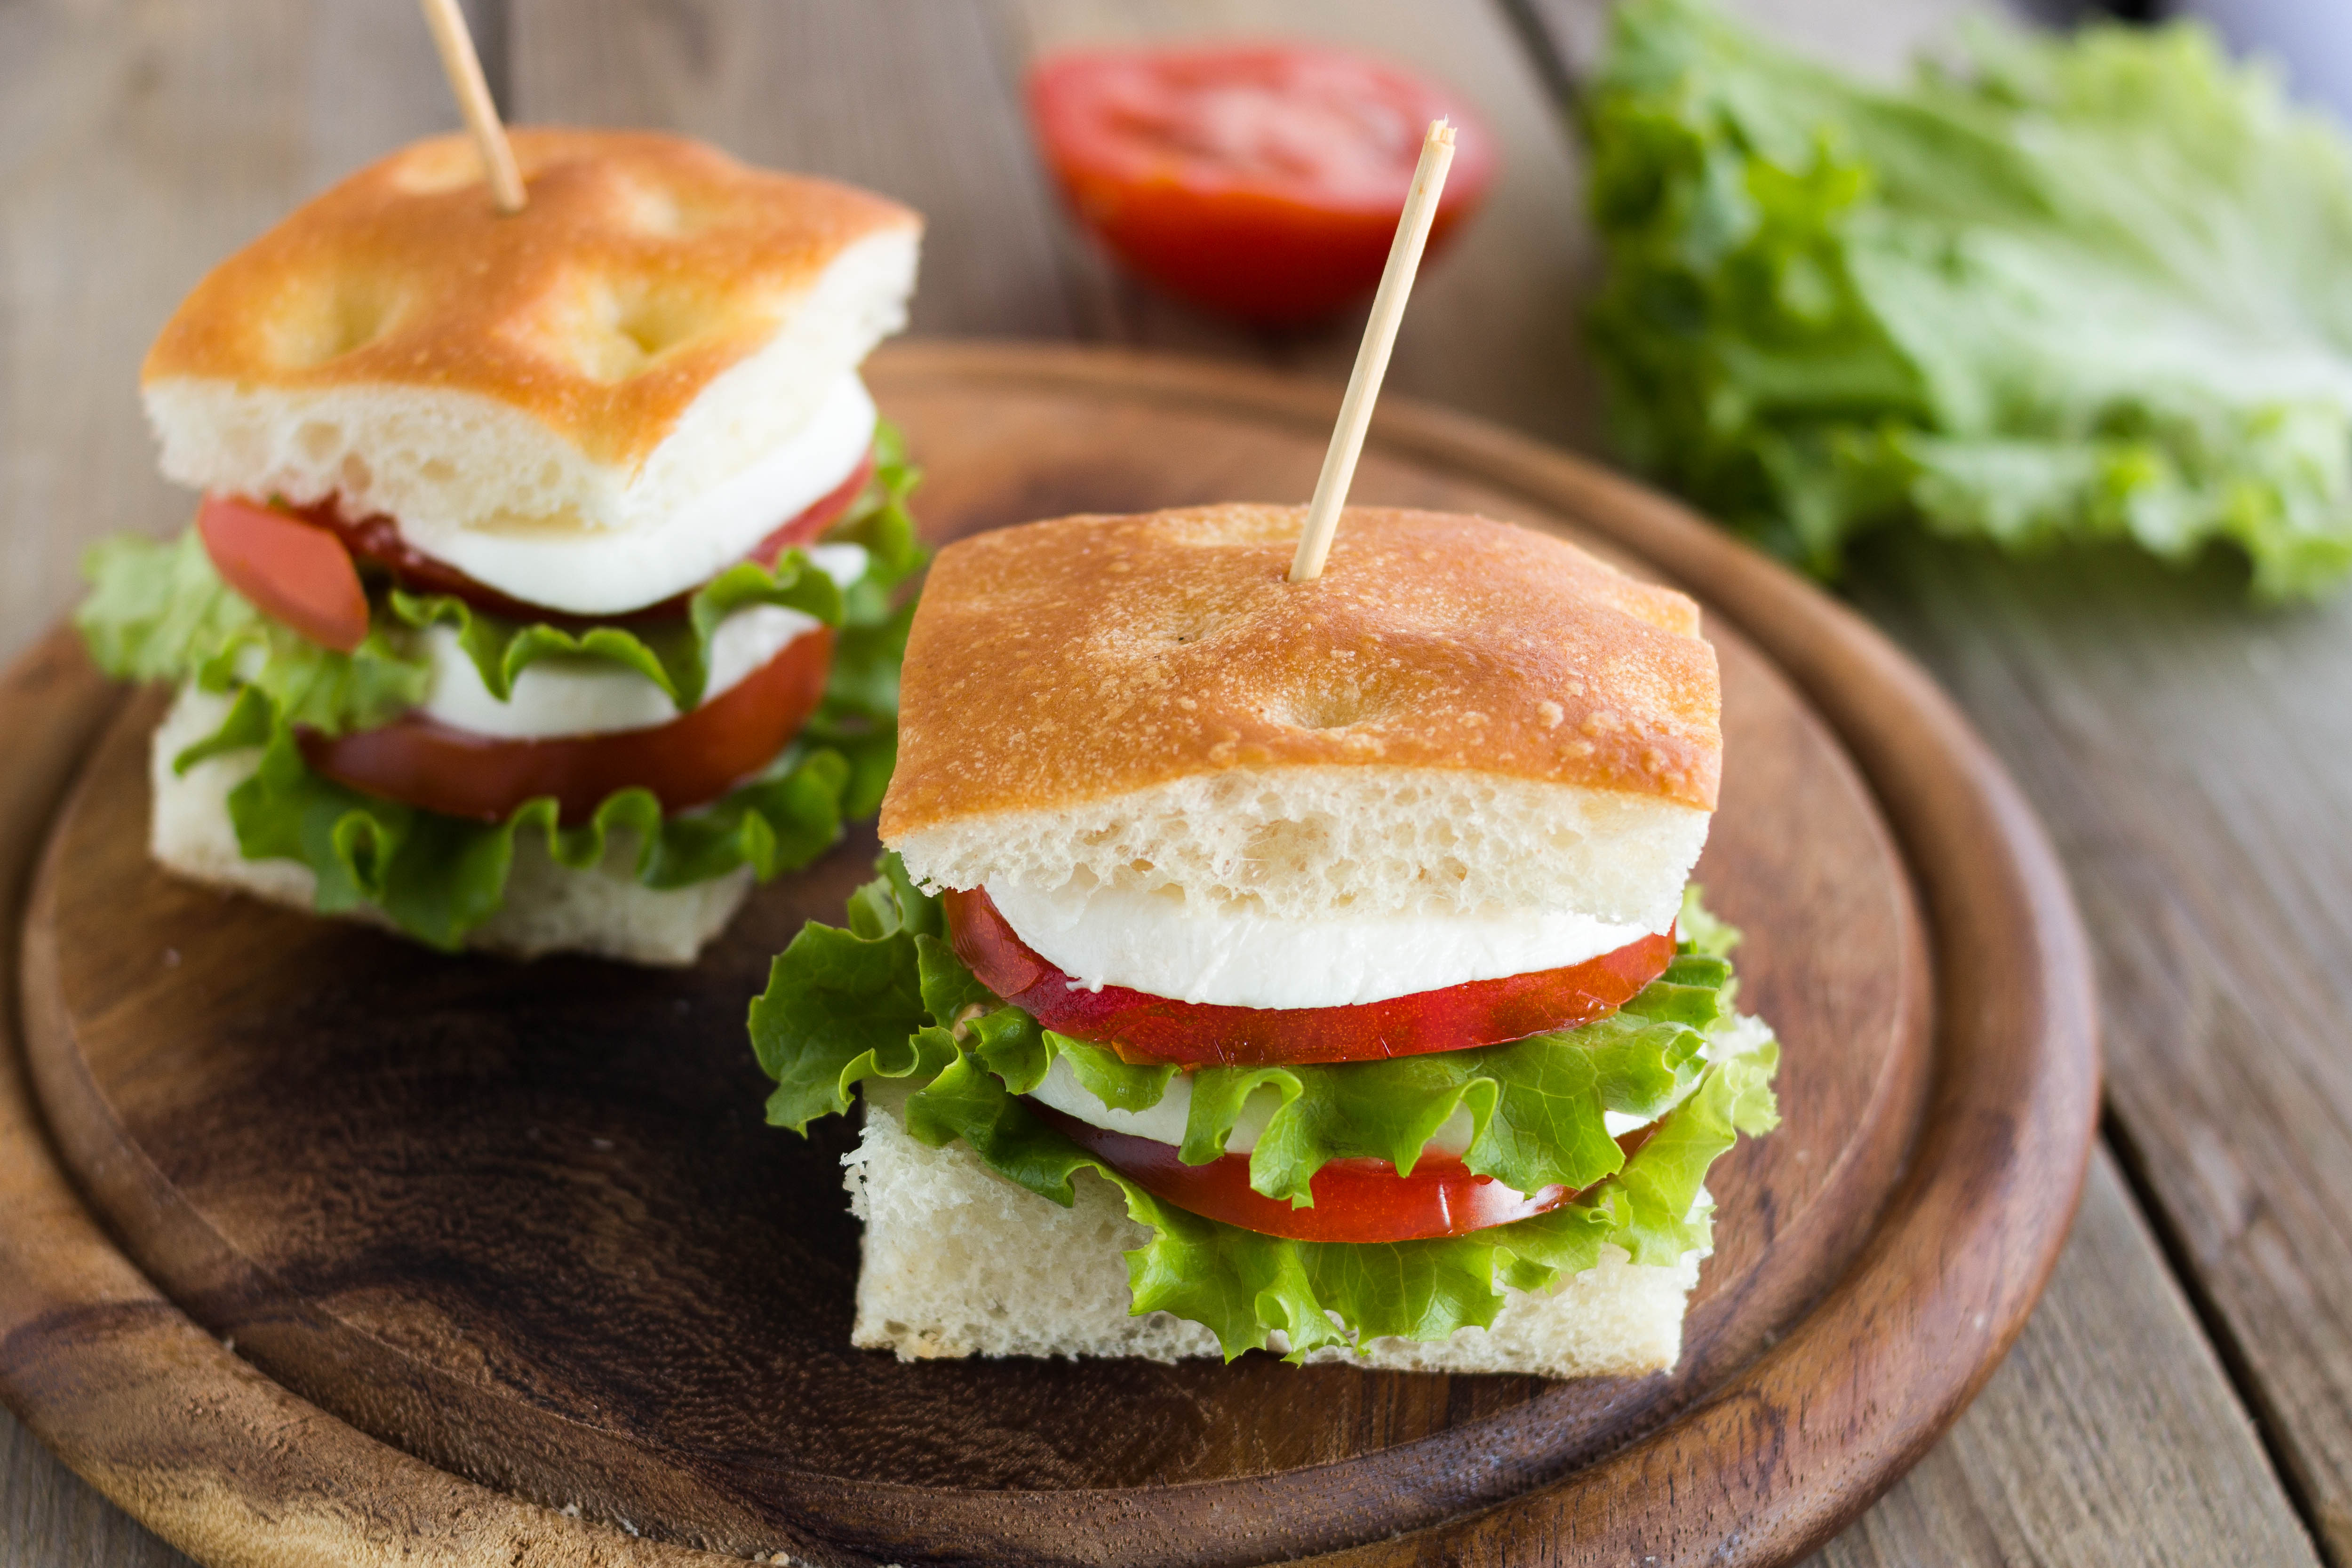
[881,505,1723,842]
[143,127,918,470]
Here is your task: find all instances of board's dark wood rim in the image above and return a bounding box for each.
[0,341,2098,1568]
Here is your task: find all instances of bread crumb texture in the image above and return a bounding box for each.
[142,128,918,470]
[845,1085,1695,1377]
[881,506,1721,842]
[149,685,750,966]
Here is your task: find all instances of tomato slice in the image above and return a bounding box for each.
[1030,1104,1669,1243]
[943,885,1673,1068]
[1029,44,1498,324]
[300,624,833,824]
[298,448,877,624]
[197,494,371,653]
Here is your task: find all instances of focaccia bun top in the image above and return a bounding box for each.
[881,505,1722,844]
[142,127,919,472]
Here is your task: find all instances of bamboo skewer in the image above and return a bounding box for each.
[1288,118,1458,583]
[418,0,526,214]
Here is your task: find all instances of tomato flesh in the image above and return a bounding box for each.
[298,448,877,625]
[1029,45,1498,324]
[1031,1103,1661,1243]
[300,624,833,824]
[197,494,371,654]
[943,885,1673,1068]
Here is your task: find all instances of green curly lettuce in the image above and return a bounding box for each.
[749,861,1779,1359]
[1584,0,2352,597]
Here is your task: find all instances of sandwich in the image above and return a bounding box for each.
[74,129,925,965]
[750,504,1780,1376]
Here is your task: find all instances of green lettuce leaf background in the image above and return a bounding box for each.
[749,857,1780,1360]
[1584,0,2352,598]
[78,428,927,948]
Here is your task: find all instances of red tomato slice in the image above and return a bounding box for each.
[1025,1104,1674,1243]
[295,448,877,625]
[943,885,1673,1068]
[1029,44,1498,324]
[300,624,833,825]
[197,494,371,653]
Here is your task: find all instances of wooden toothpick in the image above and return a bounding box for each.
[418,0,526,214]
[1289,118,1457,583]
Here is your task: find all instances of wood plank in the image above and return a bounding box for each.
[507,0,1080,339]
[1844,527,2352,1562]
[1810,1150,2320,1568]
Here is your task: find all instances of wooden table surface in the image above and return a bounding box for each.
[1,2,2344,1565]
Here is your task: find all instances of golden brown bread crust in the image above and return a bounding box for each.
[880,505,1721,838]
[142,128,918,468]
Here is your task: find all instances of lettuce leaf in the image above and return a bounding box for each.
[77,531,429,735]
[749,856,1780,1358]
[179,686,853,948]
[1584,0,2352,597]
[385,552,842,713]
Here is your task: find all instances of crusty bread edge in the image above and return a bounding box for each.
[149,686,749,967]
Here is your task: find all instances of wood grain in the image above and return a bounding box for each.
[1817,1151,2321,1568]
[1845,529,2352,1560]
[17,347,1944,1568]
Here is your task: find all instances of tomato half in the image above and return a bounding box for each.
[197,494,371,653]
[1029,44,1498,324]
[944,885,1673,1068]
[300,624,833,824]
[1030,1103,1650,1243]
[299,448,877,624]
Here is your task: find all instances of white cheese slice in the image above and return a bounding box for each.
[413,543,867,741]
[390,373,879,616]
[984,876,1665,1011]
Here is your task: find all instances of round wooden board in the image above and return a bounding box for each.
[0,342,2097,1568]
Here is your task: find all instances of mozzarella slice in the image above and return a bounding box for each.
[414,543,867,741]
[391,373,879,616]
[984,876,1666,1010]
[1026,1054,1663,1159]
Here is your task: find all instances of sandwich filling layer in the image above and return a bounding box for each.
[414,543,869,740]
[985,873,1665,1009]
[750,856,1782,1362]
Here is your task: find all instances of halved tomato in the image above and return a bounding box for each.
[1029,44,1498,324]
[1030,1103,1662,1243]
[943,885,1673,1068]
[300,624,833,824]
[298,448,878,624]
[197,494,371,653]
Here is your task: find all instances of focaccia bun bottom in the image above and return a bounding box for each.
[149,686,750,968]
[845,1085,1698,1378]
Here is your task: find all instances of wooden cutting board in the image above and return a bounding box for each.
[0,341,2097,1568]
